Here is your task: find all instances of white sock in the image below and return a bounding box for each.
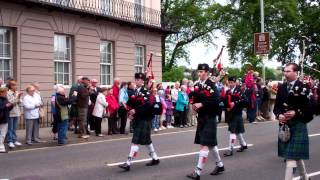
[297,160,309,180]
[285,160,297,180]
[237,133,247,146]
[195,150,209,175]
[229,133,237,151]
[126,145,139,165]
[146,143,159,160]
[211,146,224,167]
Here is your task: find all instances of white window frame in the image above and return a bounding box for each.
[135,45,145,73]
[54,34,72,86]
[0,28,12,81]
[100,41,113,86]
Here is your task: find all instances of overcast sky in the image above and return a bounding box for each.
[178,0,282,69]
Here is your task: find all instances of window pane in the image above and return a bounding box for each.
[64,62,69,73]
[64,74,69,85]
[3,71,9,82]
[106,65,111,74]
[107,42,112,54]
[58,62,63,73]
[101,64,106,74]
[0,33,3,43]
[5,30,10,44]
[107,53,112,64]
[107,75,110,85]
[0,60,3,71]
[58,74,63,84]
[3,60,9,71]
[4,44,10,57]
[0,44,3,57]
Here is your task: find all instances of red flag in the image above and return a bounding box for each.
[146,53,154,80]
[213,46,225,71]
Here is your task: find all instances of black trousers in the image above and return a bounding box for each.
[93,116,102,135]
[118,106,128,134]
[108,112,118,134]
[52,114,59,134]
[176,108,187,126]
[87,104,95,131]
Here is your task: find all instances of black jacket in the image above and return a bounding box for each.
[55,93,77,122]
[0,96,13,124]
[189,78,220,117]
[273,80,314,125]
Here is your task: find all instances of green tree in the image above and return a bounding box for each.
[161,0,229,71]
[162,66,185,82]
[221,0,320,67]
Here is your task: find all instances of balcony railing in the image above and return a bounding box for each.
[23,0,165,29]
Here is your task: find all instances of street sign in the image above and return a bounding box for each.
[254,32,270,55]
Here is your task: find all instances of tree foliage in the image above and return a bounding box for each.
[161,0,229,71]
[222,0,320,70]
[162,66,185,82]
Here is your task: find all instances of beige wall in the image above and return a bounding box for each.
[0,2,162,100]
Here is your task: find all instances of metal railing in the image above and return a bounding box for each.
[27,0,162,28]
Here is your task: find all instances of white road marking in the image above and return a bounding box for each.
[293,171,320,180]
[105,144,254,167]
[309,133,320,137]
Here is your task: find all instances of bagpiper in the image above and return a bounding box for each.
[274,63,314,180]
[187,63,225,180]
[118,73,160,171]
[223,76,249,157]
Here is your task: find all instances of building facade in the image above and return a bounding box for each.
[0,0,171,99]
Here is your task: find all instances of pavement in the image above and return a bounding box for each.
[0,116,319,180]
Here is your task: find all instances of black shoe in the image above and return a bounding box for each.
[118,163,130,171]
[223,150,233,157]
[146,159,160,166]
[237,145,248,152]
[210,166,225,175]
[186,172,200,180]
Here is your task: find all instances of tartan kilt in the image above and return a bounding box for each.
[278,121,309,160]
[194,115,217,146]
[132,119,152,145]
[228,112,245,134]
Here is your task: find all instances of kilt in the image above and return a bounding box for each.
[278,121,309,160]
[194,115,217,146]
[227,112,245,134]
[132,119,152,145]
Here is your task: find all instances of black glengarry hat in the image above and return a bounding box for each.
[228,76,237,82]
[134,73,145,80]
[197,63,210,71]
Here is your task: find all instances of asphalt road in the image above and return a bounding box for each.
[1,117,320,180]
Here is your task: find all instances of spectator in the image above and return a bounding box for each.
[165,94,174,128]
[92,88,108,137]
[51,84,63,140]
[69,76,82,133]
[151,88,162,132]
[127,82,136,133]
[55,86,77,145]
[0,87,13,153]
[118,82,129,134]
[88,79,101,132]
[175,85,189,128]
[171,81,180,126]
[106,87,119,135]
[112,78,121,130]
[23,85,42,145]
[268,81,278,120]
[77,77,90,139]
[31,82,44,124]
[165,85,171,95]
[6,80,23,148]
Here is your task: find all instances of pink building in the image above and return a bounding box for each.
[0,0,172,99]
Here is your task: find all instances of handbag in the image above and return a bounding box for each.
[278,124,291,143]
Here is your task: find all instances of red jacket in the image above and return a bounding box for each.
[106,95,119,114]
[112,85,120,103]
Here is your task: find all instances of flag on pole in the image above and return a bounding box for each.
[146,53,154,80]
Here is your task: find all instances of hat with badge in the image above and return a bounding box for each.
[134,73,146,80]
[197,63,210,71]
[228,76,237,82]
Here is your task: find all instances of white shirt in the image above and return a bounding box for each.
[171,88,179,103]
[23,94,41,119]
[92,93,108,118]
